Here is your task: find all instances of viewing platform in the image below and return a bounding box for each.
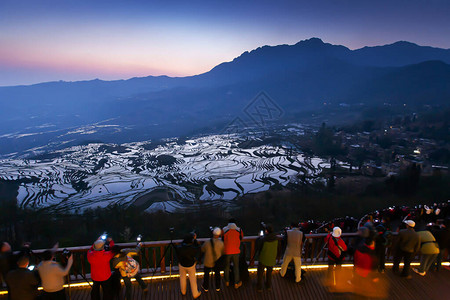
[1,233,449,299]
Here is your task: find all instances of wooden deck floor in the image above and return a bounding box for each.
[2,267,450,300]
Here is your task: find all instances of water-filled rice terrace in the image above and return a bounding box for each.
[0,133,329,212]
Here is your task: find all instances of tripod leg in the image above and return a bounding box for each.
[67,274,71,300]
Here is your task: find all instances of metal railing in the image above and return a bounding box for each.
[20,232,449,283]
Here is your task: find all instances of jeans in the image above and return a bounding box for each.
[224,254,240,284]
[42,289,66,300]
[419,254,438,273]
[393,249,414,276]
[202,266,221,290]
[91,278,112,300]
[123,274,147,300]
[280,254,302,282]
[375,245,386,271]
[257,263,273,290]
[179,264,200,298]
[327,260,342,284]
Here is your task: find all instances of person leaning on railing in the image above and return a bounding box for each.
[37,248,73,300]
[413,224,440,276]
[392,220,420,278]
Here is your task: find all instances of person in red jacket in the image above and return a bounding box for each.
[324,227,347,284]
[222,218,244,289]
[87,236,115,300]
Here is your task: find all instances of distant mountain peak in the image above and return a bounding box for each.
[295,37,325,46]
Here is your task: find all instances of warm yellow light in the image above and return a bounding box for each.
[0,262,448,295]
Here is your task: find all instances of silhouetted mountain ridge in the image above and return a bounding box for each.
[0,38,449,154]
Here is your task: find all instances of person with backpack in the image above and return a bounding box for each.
[111,244,148,300]
[324,227,347,284]
[223,218,244,289]
[201,227,224,292]
[256,224,278,292]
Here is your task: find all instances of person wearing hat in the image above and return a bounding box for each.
[392,220,420,278]
[324,227,347,283]
[87,236,115,300]
[201,227,224,292]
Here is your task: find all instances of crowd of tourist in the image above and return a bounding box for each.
[0,203,449,299]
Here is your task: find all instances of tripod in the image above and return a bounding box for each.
[150,230,177,279]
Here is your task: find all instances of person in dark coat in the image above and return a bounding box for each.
[175,233,202,299]
[1,242,33,288]
[5,255,39,300]
[431,219,450,271]
[392,220,420,278]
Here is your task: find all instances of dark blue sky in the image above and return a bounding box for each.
[1,0,449,86]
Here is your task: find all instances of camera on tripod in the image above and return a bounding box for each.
[260,222,267,236]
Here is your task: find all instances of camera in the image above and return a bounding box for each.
[27,265,35,271]
[259,221,267,236]
[101,232,107,241]
[137,234,142,242]
[62,248,71,258]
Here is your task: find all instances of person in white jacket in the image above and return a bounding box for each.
[280,223,305,283]
[37,249,73,300]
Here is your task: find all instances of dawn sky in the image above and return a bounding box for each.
[1,0,449,86]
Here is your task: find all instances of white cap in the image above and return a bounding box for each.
[332,227,342,238]
[213,227,222,236]
[404,220,415,228]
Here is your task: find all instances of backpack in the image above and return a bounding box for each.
[124,256,140,278]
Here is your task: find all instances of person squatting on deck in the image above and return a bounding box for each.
[201,227,224,292]
[37,248,73,300]
[280,222,305,283]
[175,232,202,299]
[393,220,420,278]
[222,218,244,289]
[87,236,115,300]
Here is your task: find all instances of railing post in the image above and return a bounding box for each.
[160,246,166,273]
[250,240,255,267]
[80,253,86,278]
